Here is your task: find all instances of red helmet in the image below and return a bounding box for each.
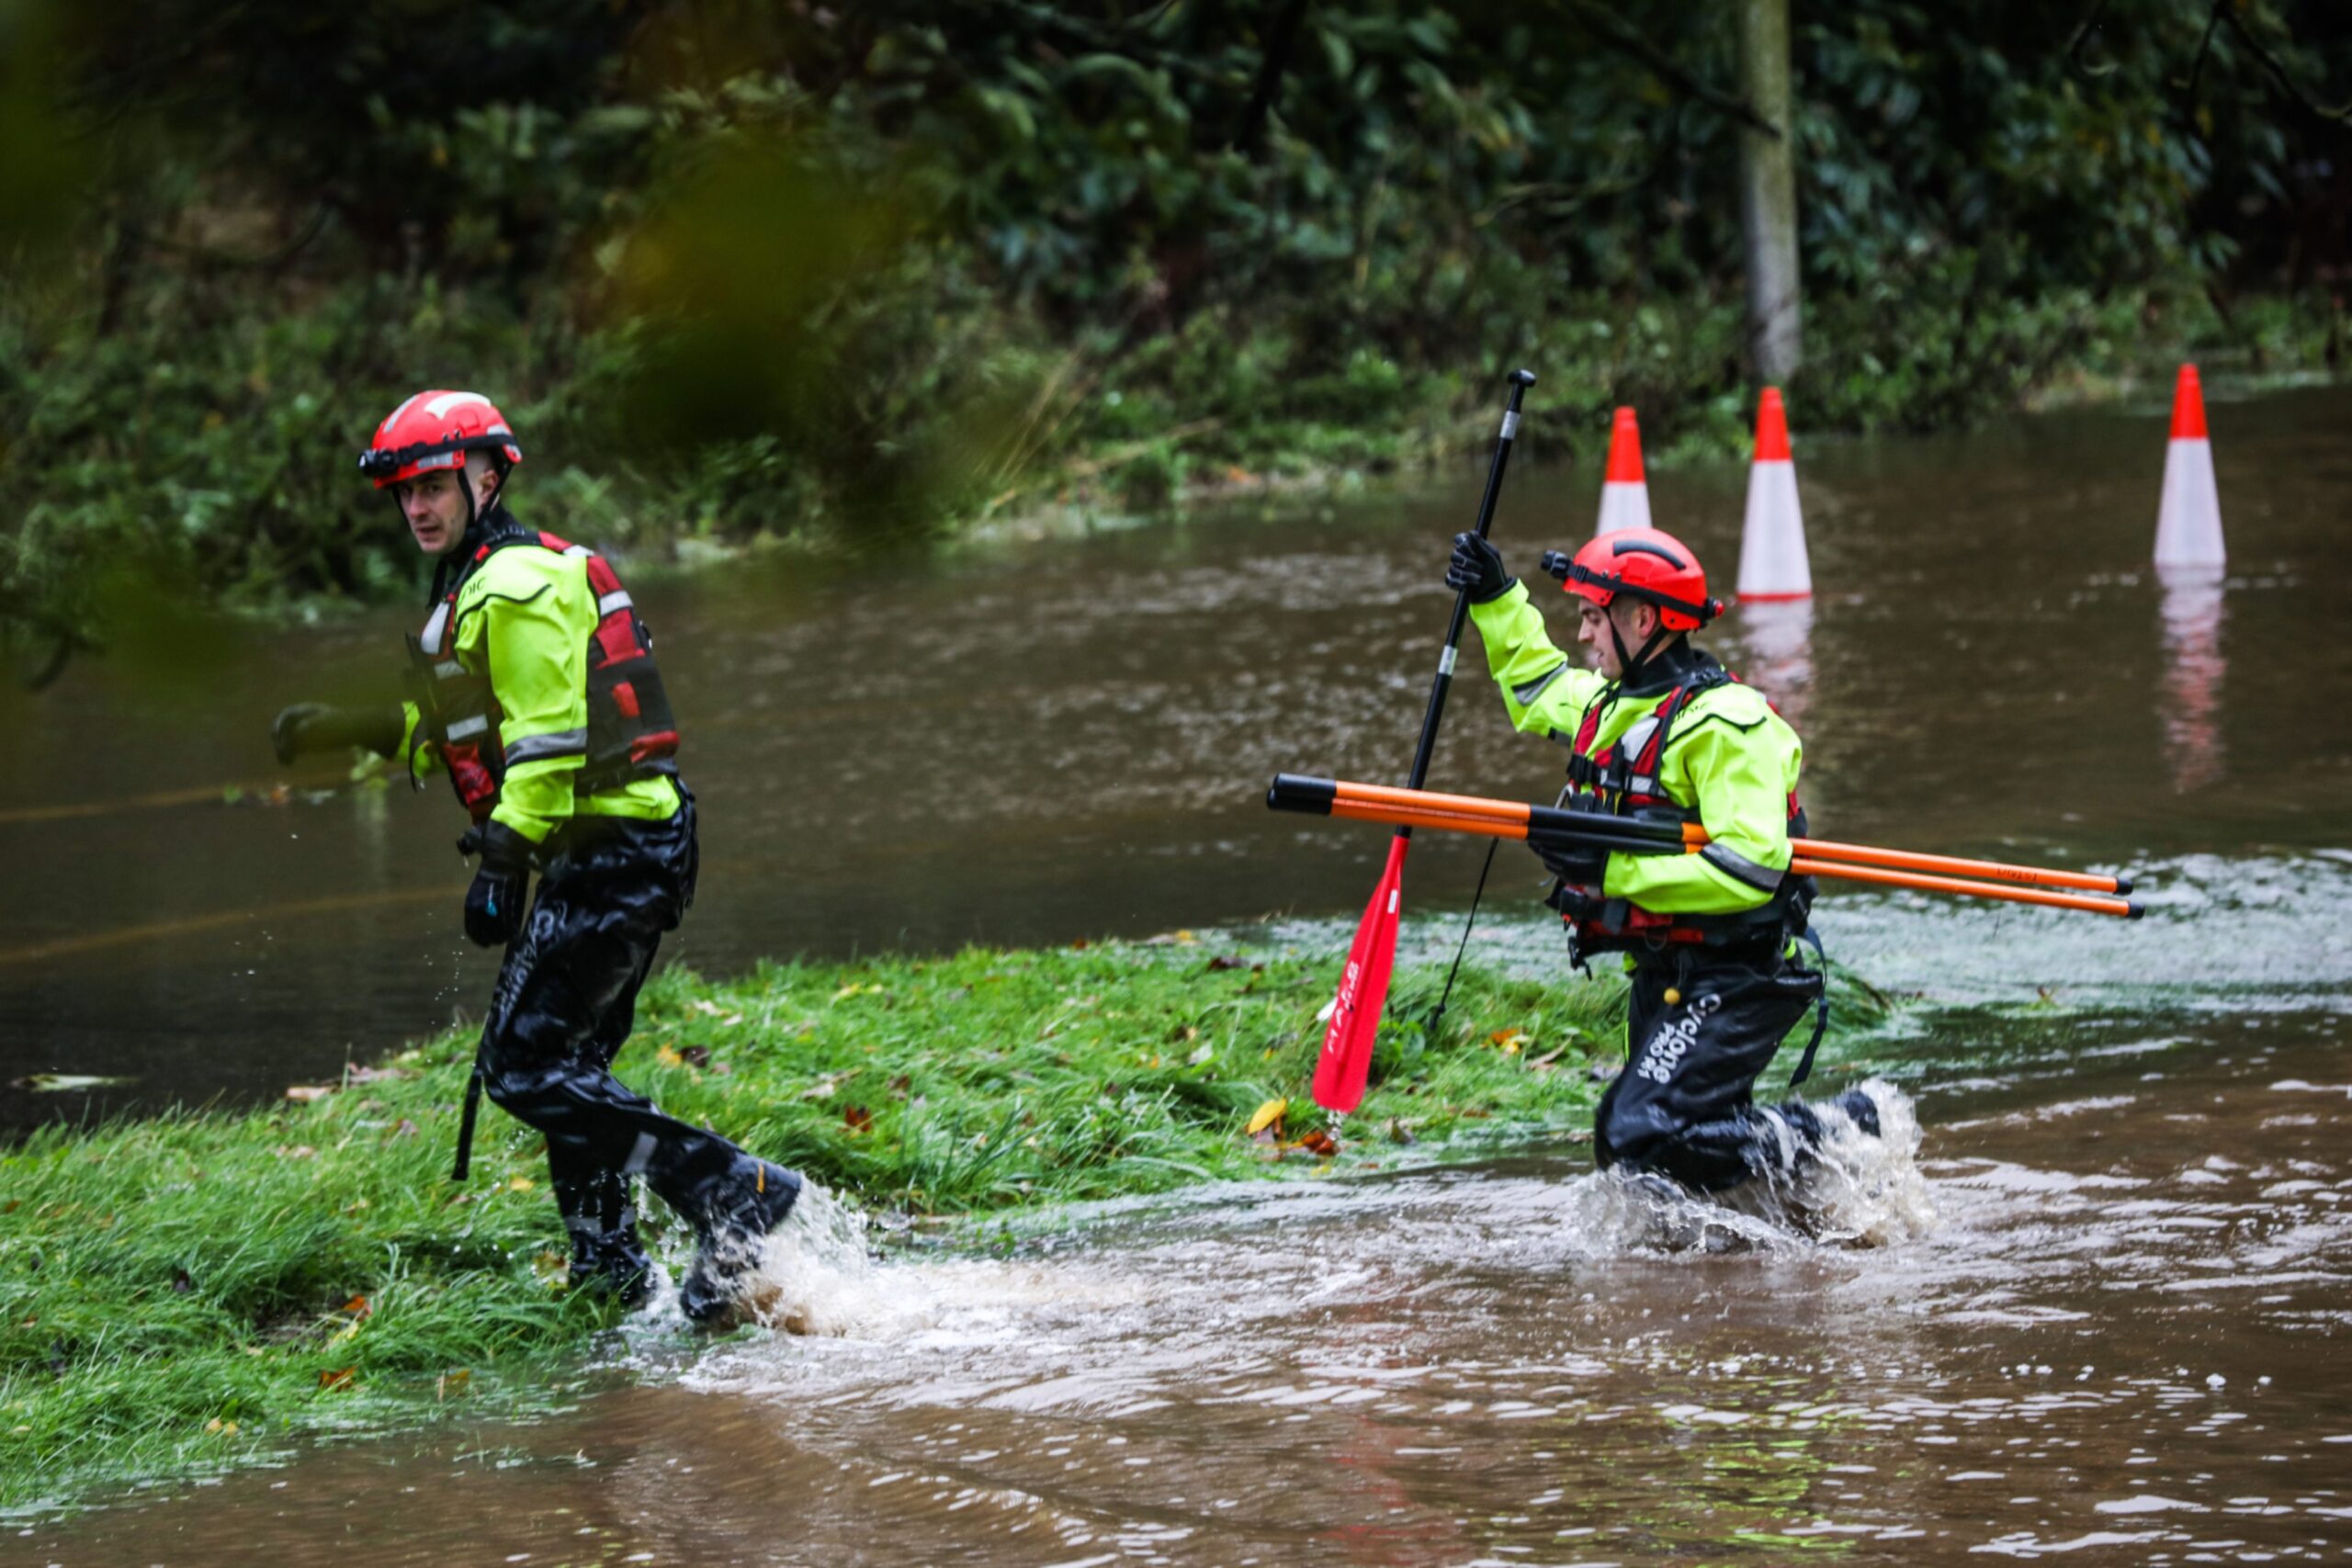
[357,390,523,488]
[1555,526,1721,632]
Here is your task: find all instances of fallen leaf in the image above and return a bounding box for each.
[886,1073,911,1099]
[654,1044,685,1067]
[1587,1059,1622,1083]
[1187,1043,1214,1066]
[1204,955,1250,972]
[15,1073,135,1093]
[318,1368,356,1392]
[1068,939,1091,951]
[341,1295,371,1320]
[680,1045,711,1068]
[390,1119,419,1138]
[1246,1098,1288,1136]
[507,1175,535,1192]
[1295,1129,1339,1157]
[842,1104,874,1134]
[343,1064,413,1084]
[689,999,728,1017]
[1527,1049,1565,1070]
[436,1369,471,1402]
[1488,1029,1523,1051]
[1386,1119,1418,1145]
[283,1085,335,1103]
[275,1145,316,1160]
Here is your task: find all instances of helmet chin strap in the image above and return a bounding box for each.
[1607,607,1674,686]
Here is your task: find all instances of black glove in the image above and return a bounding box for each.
[1445,533,1515,604]
[1529,834,1609,887]
[271,703,403,764]
[459,820,535,949]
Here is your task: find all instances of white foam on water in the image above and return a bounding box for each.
[1554,1080,1935,1256]
[712,1179,1144,1342]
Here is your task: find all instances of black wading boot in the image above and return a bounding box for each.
[679,1160,804,1327]
[573,1230,655,1310]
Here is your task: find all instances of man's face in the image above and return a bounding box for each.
[392,470,469,557]
[1575,598,1656,680]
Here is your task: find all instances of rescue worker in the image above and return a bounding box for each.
[271,389,800,1323]
[1444,524,1878,1194]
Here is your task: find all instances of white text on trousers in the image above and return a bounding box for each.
[1635,993,1723,1084]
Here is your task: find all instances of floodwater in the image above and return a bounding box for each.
[13,953,2352,1563]
[6,383,2352,1559]
[3,383,2346,1120]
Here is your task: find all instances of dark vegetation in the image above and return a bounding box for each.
[1,0,2347,670]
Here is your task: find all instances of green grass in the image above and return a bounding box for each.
[0,937,1889,1514]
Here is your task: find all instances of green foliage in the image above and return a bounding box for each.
[3,0,2348,653]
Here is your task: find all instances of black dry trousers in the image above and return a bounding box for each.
[463,793,788,1274]
[1592,942,1848,1194]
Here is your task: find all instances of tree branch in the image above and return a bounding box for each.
[2064,0,2120,81]
[2218,5,2352,124]
[1550,0,1781,141]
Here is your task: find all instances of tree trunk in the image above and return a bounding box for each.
[1737,0,1801,381]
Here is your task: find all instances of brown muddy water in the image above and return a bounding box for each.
[0,384,2346,1122]
[13,1004,2352,1565]
[4,383,2352,1559]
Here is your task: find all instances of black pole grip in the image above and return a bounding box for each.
[1268,773,1338,816]
[1400,368,1537,800]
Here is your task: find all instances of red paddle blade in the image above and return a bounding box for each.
[1314,835,1408,1113]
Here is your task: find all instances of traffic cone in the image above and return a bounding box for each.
[1594,406,1653,536]
[2154,364,2225,574]
[1735,387,1811,602]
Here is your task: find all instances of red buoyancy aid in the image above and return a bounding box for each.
[1552,662,1812,957]
[405,527,680,821]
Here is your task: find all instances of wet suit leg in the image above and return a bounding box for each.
[479,804,792,1275]
[1591,945,1834,1194]
[540,945,653,1293]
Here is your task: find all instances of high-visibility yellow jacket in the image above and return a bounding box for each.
[401,535,680,847]
[1466,581,1801,919]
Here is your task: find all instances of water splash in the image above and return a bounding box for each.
[1557,1080,1935,1255]
[722,1179,899,1337]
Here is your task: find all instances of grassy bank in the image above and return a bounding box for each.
[0,936,1887,1513]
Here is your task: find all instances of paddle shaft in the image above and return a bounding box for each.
[1399,368,1537,800]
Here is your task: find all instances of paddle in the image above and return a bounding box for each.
[1313,369,1537,1114]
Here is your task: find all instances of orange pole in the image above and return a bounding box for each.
[1311,776,2132,897]
[1785,857,2140,919]
[1278,776,2144,919]
[1732,832,2127,894]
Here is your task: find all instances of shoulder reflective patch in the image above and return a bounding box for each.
[1618,714,1660,758]
[1700,840,1786,891]
[445,715,492,743]
[503,728,589,766]
[420,602,451,653]
[596,590,633,617]
[1512,660,1570,705]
